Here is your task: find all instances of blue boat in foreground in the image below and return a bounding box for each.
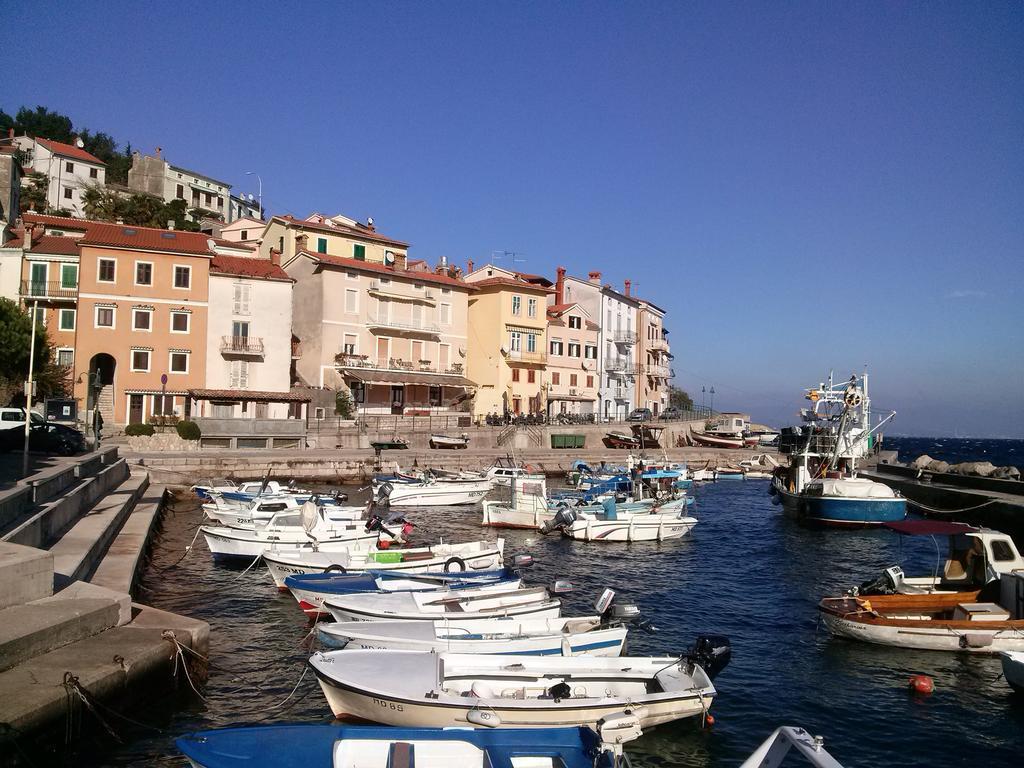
[177,719,641,768]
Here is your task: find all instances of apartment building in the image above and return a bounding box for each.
[259,213,408,267]
[0,142,22,224]
[128,149,232,220]
[546,268,599,415]
[13,136,106,217]
[20,231,82,371]
[72,222,211,425]
[637,298,672,415]
[598,282,641,420]
[217,216,264,249]
[464,265,552,418]
[285,244,473,415]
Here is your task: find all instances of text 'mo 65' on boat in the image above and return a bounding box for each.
[769,371,906,526]
[309,635,730,730]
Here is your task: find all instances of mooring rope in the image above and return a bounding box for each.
[906,498,1000,514]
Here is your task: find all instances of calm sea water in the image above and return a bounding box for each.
[69,474,1024,767]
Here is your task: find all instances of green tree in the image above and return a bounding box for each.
[11,106,73,143]
[335,389,355,418]
[0,299,71,406]
[81,184,124,221]
[20,172,48,213]
[668,386,694,411]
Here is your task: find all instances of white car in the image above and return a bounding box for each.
[0,408,45,431]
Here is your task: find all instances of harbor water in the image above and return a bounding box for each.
[77,463,1023,767]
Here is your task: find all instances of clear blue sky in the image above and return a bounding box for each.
[3,1,1022,436]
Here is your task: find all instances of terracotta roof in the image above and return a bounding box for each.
[78,221,215,256]
[35,138,105,165]
[210,254,291,282]
[513,271,554,287]
[546,302,576,315]
[469,276,554,293]
[29,236,79,256]
[298,250,473,290]
[212,237,255,251]
[276,215,409,248]
[22,213,94,232]
[188,388,311,402]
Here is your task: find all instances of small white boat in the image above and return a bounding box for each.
[429,433,470,449]
[324,585,561,623]
[375,475,492,507]
[484,457,546,488]
[309,639,730,729]
[545,505,698,542]
[192,478,310,499]
[482,479,554,529]
[1001,650,1024,692]
[204,498,366,528]
[740,726,846,768]
[263,539,506,589]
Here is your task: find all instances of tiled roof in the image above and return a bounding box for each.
[29,236,79,256]
[299,250,473,290]
[276,214,409,248]
[78,222,215,256]
[21,213,94,232]
[212,237,255,251]
[546,302,577,316]
[469,276,554,293]
[513,271,554,287]
[35,138,105,165]
[210,254,291,282]
[188,388,311,402]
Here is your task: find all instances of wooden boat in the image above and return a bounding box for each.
[603,431,640,449]
[323,585,561,623]
[629,423,665,448]
[262,539,506,589]
[176,719,643,768]
[688,428,744,449]
[818,572,1024,652]
[370,438,408,450]
[1001,651,1024,692]
[309,639,730,729]
[429,433,469,449]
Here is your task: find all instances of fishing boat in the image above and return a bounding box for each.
[1001,651,1024,692]
[739,454,778,480]
[715,466,745,481]
[688,429,744,449]
[689,461,716,482]
[263,539,506,589]
[543,504,697,542]
[323,584,563,623]
[203,498,366,528]
[308,637,730,728]
[482,478,554,529]
[285,566,525,617]
[374,474,492,507]
[484,456,546,487]
[176,717,644,768]
[770,372,906,526]
[191,478,311,500]
[370,437,408,450]
[602,431,640,449]
[429,433,470,449]
[630,423,665,448]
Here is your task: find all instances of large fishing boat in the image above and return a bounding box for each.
[769,372,906,527]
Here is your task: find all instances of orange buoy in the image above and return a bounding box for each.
[704,714,715,728]
[909,674,934,694]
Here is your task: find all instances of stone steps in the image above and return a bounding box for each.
[0,542,53,610]
[0,595,121,673]
[91,484,167,597]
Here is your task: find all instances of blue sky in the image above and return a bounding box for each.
[3,1,1021,436]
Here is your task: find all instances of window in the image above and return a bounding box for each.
[170,311,190,333]
[57,348,74,367]
[343,334,357,354]
[173,265,191,289]
[568,315,582,329]
[350,381,365,403]
[232,283,252,315]
[570,374,578,386]
[65,161,74,173]
[317,237,327,254]
[585,345,598,360]
[95,306,114,328]
[192,189,200,205]
[153,394,173,415]
[98,258,115,282]
[345,289,358,313]
[278,236,284,252]
[429,385,442,407]
[527,298,537,317]
[232,320,249,338]
[63,187,73,200]
[353,244,366,261]
[60,264,77,289]
[169,351,190,373]
[511,295,521,315]
[551,372,560,385]
[229,360,249,387]
[135,262,153,285]
[346,271,358,280]
[59,309,75,331]
[240,230,248,240]
[205,193,212,206]
[440,303,451,325]
[90,168,98,179]
[526,334,537,353]
[512,368,520,382]
[587,375,594,388]
[217,197,224,209]
[509,331,521,352]
[132,308,152,331]
[131,349,150,372]
[176,184,184,198]
[527,369,536,383]
[549,339,563,356]
[992,540,1017,562]
[568,342,581,357]
[441,288,451,295]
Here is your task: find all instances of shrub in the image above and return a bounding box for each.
[124,423,155,437]
[176,420,201,440]
[335,390,354,419]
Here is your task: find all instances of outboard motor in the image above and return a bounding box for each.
[686,635,731,680]
[854,565,903,596]
[512,554,535,570]
[539,507,577,535]
[376,482,393,506]
[550,580,574,594]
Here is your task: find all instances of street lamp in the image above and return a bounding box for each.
[701,385,706,410]
[245,171,262,219]
[21,300,38,477]
[710,386,716,414]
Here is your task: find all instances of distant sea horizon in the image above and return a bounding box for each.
[882,435,1023,468]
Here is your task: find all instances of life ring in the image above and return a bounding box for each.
[444,556,467,573]
[323,564,346,573]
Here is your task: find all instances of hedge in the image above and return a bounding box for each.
[176,420,201,440]
[124,423,155,437]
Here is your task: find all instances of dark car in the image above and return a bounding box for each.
[626,408,653,422]
[29,423,87,455]
[659,406,683,420]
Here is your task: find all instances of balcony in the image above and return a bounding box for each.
[367,314,441,336]
[368,282,437,305]
[649,337,670,353]
[612,387,630,400]
[20,280,78,301]
[334,352,465,377]
[611,330,637,345]
[504,349,546,365]
[220,336,265,357]
[646,364,673,379]
[605,357,636,373]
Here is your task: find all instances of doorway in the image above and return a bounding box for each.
[390,385,404,415]
[128,394,144,425]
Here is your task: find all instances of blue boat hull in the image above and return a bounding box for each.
[777,487,906,527]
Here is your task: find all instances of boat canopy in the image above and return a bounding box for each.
[883,520,978,536]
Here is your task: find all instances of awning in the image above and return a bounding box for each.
[188,388,311,402]
[345,370,476,388]
[548,393,596,402]
[883,520,978,536]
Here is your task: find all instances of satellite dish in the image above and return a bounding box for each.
[247,193,255,202]
[75,137,85,148]
[367,216,374,226]
[384,251,395,265]
[500,346,508,356]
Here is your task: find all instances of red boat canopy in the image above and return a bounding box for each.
[884,520,978,536]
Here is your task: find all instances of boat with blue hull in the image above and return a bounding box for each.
[770,372,906,527]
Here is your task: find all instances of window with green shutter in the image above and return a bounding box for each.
[353,244,366,261]
[317,238,327,254]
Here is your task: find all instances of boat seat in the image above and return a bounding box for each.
[953,602,1010,622]
[563,618,600,634]
[388,742,414,768]
[501,687,525,699]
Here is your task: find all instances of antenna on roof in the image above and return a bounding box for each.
[492,250,526,267]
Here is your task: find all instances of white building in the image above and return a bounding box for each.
[229,194,261,223]
[128,149,232,221]
[13,136,106,217]
[217,217,265,250]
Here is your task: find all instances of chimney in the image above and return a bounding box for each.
[588,270,602,285]
[295,233,308,252]
[395,252,408,271]
[270,247,281,266]
[624,279,631,296]
[167,220,176,230]
[555,266,566,305]
[155,146,162,158]
[23,226,31,251]
[467,259,474,274]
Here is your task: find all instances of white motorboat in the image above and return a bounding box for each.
[429,433,470,449]
[319,615,628,655]
[192,478,311,499]
[263,539,506,589]
[324,585,562,623]
[545,505,698,542]
[375,475,492,507]
[1000,651,1024,692]
[484,457,546,488]
[308,639,730,729]
[204,498,366,528]
[740,727,846,768]
[482,478,554,529]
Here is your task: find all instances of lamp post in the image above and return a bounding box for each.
[710,386,716,414]
[701,385,706,410]
[245,172,262,219]
[21,301,38,477]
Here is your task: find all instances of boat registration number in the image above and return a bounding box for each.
[372,697,404,711]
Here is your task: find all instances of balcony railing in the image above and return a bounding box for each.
[612,387,630,400]
[504,349,546,365]
[649,337,669,352]
[367,314,441,335]
[20,280,78,300]
[645,364,672,379]
[605,357,634,373]
[611,330,637,345]
[220,336,265,355]
[334,352,465,377]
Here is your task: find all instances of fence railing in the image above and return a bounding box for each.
[504,350,546,365]
[20,280,78,300]
[335,353,465,377]
[366,314,441,334]
[611,331,637,344]
[220,335,265,355]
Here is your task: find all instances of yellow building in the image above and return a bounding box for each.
[257,213,408,266]
[464,265,552,419]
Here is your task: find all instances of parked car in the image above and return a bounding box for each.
[659,406,684,420]
[0,408,45,431]
[28,423,87,455]
[626,408,653,422]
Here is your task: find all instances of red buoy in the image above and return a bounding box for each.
[909,674,934,694]
[704,714,715,728]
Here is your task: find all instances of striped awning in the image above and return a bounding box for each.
[345,370,475,388]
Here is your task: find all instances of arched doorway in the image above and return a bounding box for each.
[87,353,116,415]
